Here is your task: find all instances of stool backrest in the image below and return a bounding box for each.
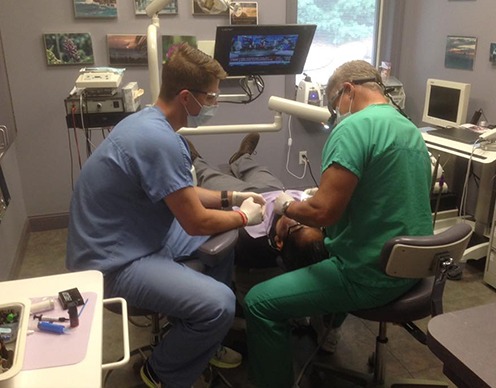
[380,223,473,279]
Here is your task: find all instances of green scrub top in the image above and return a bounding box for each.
[321,104,433,288]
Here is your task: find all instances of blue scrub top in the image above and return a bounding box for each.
[66,106,194,274]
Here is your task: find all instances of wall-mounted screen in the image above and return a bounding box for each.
[422,78,471,128]
[213,24,316,76]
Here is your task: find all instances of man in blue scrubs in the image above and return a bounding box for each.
[244,60,433,387]
[66,44,264,388]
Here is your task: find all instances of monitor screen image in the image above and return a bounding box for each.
[422,78,471,128]
[214,24,316,76]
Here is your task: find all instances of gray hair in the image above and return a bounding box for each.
[325,60,383,98]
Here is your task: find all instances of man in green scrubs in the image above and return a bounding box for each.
[243,60,433,388]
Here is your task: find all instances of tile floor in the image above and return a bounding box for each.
[15,228,496,387]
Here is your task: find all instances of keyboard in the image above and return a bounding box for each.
[428,126,481,144]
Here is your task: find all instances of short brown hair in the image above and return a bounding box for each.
[159,43,227,101]
[325,60,382,99]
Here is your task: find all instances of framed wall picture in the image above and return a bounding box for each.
[192,0,229,16]
[230,2,258,25]
[43,33,94,66]
[107,34,148,66]
[134,0,178,15]
[162,36,197,63]
[444,35,477,70]
[73,0,117,19]
[490,43,496,64]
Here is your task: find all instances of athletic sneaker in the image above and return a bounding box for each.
[140,360,161,388]
[319,326,341,353]
[311,315,341,354]
[209,345,242,369]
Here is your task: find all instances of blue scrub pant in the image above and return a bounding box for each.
[104,221,236,388]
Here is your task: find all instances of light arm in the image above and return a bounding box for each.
[145,0,173,103]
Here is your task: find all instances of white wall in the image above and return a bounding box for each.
[397,0,496,216]
[397,0,496,126]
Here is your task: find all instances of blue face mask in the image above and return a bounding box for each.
[185,94,218,127]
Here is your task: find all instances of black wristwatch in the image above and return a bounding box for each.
[221,190,229,210]
[282,200,293,215]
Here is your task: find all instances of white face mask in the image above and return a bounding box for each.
[335,92,353,126]
[185,93,218,127]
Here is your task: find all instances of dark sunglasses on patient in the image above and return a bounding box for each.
[269,215,327,271]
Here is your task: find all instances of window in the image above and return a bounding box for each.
[297,0,378,86]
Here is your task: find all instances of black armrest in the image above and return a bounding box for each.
[196,229,239,267]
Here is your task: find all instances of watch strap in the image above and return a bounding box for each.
[221,190,229,209]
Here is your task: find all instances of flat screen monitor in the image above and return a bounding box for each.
[422,78,471,128]
[213,24,317,77]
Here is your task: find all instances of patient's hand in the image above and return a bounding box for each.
[232,191,265,207]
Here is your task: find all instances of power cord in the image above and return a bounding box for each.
[221,75,265,104]
[285,115,307,179]
[302,154,319,187]
[459,140,479,219]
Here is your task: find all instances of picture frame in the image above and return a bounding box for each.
[192,0,229,16]
[162,35,197,63]
[43,33,94,66]
[230,2,258,25]
[134,0,178,15]
[490,43,496,64]
[73,0,117,19]
[107,34,148,66]
[444,35,477,70]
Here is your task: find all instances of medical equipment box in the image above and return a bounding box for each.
[65,94,125,115]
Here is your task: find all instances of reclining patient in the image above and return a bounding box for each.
[187,133,338,352]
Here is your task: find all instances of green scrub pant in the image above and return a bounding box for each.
[243,258,416,388]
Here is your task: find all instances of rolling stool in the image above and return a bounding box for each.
[310,223,472,387]
[103,229,239,387]
[103,304,169,386]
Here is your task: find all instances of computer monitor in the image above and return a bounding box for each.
[422,78,471,128]
[213,24,316,77]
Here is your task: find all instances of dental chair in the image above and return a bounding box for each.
[103,228,239,387]
[310,222,472,387]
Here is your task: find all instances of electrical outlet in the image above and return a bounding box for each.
[299,151,307,165]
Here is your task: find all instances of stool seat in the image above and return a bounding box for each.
[311,223,473,387]
[105,302,155,317]
[352,277,434,323]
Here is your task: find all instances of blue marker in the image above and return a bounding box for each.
[37,321,67,334]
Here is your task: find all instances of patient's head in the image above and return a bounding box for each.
[273,215,327,271]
